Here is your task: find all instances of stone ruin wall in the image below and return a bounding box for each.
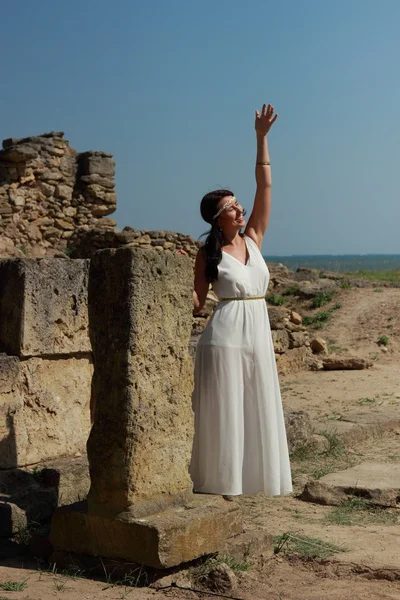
[0,131,117,258]
[0,259,93,471]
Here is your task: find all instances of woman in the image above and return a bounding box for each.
[190,103,292,498]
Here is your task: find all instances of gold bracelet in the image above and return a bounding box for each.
[256,161,271,165]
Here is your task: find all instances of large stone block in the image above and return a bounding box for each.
[50,497,242,569]
[0,356,92,468]
[82,152,115,178]
[87,248,194,514]
[0,258,90,356]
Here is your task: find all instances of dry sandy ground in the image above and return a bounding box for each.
[1,287,399,600]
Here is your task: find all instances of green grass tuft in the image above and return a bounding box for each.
[0,580,28,591]
[274,532,345,559]
[325,497,398,526]
[310,291,334,308]
[266,293,286,306]
[282,285,301,296]
[303,310,332,327]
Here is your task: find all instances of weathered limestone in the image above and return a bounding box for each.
[0,132,117,258]
[322,357,372,370]
[87,248,195,513]
[1,357,92,467]
[50,247,242,568]
[0,259,93,469]
[284,410,314,454]
[310,337,328,355]
[301,463,400,507]
[0,258,90,356]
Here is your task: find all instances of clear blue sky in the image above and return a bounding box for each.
[1,0,399,255]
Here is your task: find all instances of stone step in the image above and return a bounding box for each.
[300,462,400,507]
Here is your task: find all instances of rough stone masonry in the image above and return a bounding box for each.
[0,258,93,468]
[50,247,242,568]
[0,132,116,258]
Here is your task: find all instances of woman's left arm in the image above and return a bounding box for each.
[245,103,278,249]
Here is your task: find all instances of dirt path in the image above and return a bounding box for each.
[307,287,400,359]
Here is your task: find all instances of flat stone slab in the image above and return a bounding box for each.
[50,496,242,569]
[301,462,400,507]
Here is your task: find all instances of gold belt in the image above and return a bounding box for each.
[219,295,266,302]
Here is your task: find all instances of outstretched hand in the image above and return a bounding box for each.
[255,103,278,136]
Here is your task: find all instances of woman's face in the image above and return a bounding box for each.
[216,196,246,230]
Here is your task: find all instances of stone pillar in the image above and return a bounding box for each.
[87,246,195,515]
[50,248,242,568]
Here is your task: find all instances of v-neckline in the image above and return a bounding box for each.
[222,236,250,267]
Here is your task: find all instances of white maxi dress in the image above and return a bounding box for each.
[190,235,292,496]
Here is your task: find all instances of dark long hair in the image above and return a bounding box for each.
[200,189,234,283]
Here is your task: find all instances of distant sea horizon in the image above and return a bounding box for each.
[263,254,400,273]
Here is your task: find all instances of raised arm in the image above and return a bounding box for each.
[245,103,278,249]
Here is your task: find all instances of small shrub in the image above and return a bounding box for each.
[310,291,334,308]
[266,293,285,306]
[318,428,343,458]
[340,281,351,289]
[282,285,300,296]
[31,466,46,482]
[333,302,342,309]
[14,520,41,545]
[374,288,383,293]
[377,335,389,346]
[303,310,332,328]
[63,246,76,256]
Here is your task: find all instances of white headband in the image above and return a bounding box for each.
[212,197,236,220]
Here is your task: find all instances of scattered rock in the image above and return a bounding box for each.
[284,410,313,454]
[202,563,237,594]
[310,337,328,354]
[290,310,302,325]
[267,306,287,330]
[307,356,324,370]
[288,331,308,349]
[272,329,290,354]
[277,347,312,375]
[297,279,338,298]
[322,357,372,370]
